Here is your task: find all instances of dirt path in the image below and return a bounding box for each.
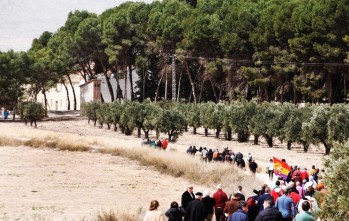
[0,118,326,220]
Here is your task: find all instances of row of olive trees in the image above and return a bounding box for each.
[81,101,187,141]
[82,101,349,154]
[17,102,46,128]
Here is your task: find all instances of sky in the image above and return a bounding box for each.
[0,0,154,52]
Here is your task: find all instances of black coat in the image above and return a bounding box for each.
[202,196,216,215]
[184,199,207,221]
[165,208,185,221]
[255,206,282,221]
[182,191,195,210]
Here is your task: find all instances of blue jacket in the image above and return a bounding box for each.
[275,195,296,218]
[228,209,249,221]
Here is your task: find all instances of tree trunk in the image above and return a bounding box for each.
[128,63,134,101]
[226,128,232,140]
[287,141,292,150]
[320,138,331,155]
[142,70,146,101]
[198,77,206,103]
[155,72,164,102]
[67,74,77,110]
[104,72,115,102]
[168,132,172,142]
[300,141,309,153]
[253,135,259,145]
[165,68,168,100]
[42,88,48,117]
[107,123,111,130]
[265,135,273,147]
[238,131,249,142]
[114,73,123,102]
[193,127,197,135]
[156,130,160,139]
[185,61,197,103]
[124,61,128,101]
[216,129,221,138]
[326,73,334,105]
[205,128,208,137]
[62,80,70,110]
[124,127,132,136]
[137,128,141,138]
[143,130,149,139]
[210,79,218,103]
[114,123,117,132]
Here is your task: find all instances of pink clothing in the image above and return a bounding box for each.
[296,186,303,198]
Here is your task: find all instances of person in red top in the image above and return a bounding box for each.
[301,168,309,181]
[213,184,229,221]
[161,138,168,150]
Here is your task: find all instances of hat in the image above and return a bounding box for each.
[195,192,203,196]
[216,184,222,189]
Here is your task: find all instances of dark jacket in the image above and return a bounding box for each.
[182,191,195,210]
[255,206,282,221]
[202,196,216,215]
[184,199,207,221]
[165,208,185,221]
[257,194,272,211]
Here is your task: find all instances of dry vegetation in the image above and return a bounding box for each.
[0,120,264,220]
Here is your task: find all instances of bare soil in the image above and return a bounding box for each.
[0,114,326,220]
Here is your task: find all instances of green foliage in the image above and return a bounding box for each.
[302,104,332,154]
[20,102,45,127]
[81,101,101,126]
[159,109,187,141]
[320,142,349,220]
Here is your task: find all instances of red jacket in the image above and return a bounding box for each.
[213,189,228,208]
[162,139,168,149]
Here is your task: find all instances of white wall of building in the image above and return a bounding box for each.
[36,77,83,111]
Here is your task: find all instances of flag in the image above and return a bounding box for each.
[273,157,291,180]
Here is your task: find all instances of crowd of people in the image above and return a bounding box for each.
[186,146,258,174]
[142,161,326,221]
[142,138,169,150]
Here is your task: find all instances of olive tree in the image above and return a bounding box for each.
[159,109,186,141]
[22,102,45,127]
[302,104,332,155]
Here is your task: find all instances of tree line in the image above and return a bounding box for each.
[82,100,349,155]
[1,0,349,109]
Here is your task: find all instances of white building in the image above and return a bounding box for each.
[35,71,139,110]
[36,74,83,111]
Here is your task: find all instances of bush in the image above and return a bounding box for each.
[19,102,45,127]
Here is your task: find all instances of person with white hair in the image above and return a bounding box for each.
[181,185,195,212]
[201,189,216,221]
[303,177,317,191]
[213,184,229,221]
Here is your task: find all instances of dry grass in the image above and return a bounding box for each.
[0,136,23,146]
[104,146,261,192]
[94,208,141,221]
[0,131,262,193]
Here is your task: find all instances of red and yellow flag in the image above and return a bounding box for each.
[273,157,291,180]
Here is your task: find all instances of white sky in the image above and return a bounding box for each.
[0,0,154,52]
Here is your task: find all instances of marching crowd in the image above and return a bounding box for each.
[143,159,325,221]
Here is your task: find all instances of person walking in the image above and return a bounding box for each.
[294,201,316,221]
[267,159,274,181]
[202,189,216,221]
[181,185,195,212]
[143,200,166,221]
[255,197,283,221]
[228,201,249,221]
[165,201,184,221]
[275,188,296,221]
[184,192,207,221]
[213,184,229,221]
